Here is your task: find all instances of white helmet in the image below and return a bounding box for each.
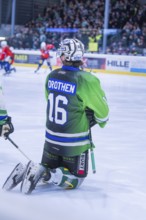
[1,40,7,48]
[57,38,84,61]
[41,42,46,49]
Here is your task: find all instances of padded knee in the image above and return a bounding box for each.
[50,167,85,189]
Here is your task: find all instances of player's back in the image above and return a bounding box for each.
[2,46,13,57]
[45,66,102,156]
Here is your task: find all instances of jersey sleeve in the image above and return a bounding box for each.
[45,75,49,100]
[77,72,109,128]
[47,44,54,50]
[0,50,5,60]
[41,51,49,59]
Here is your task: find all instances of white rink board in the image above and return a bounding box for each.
[13,49,146,75]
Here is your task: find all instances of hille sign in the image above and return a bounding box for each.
[106,58,130,71]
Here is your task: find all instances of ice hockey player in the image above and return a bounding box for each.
[34,42,54,73]
[0,41,16,75]
[0,81,14,138]
[3,38,109,194]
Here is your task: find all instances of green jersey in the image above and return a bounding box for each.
[0,84,8,125]
[44,66,109,156]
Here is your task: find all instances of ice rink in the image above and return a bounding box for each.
[0,66,146,220]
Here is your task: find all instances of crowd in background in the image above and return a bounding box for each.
[6,0,146,55]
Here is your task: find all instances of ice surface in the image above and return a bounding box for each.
[0,66,146,220]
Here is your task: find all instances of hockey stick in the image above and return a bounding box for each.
[89,129,96,174]
[7,136,30,161]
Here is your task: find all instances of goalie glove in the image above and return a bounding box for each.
[0,116,14,138]
[85,108,97,128]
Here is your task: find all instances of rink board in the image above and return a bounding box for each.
[13,50,146,77]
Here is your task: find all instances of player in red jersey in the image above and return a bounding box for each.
[34,42,54,73]
[0,41,16,75]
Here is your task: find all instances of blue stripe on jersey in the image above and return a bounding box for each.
[0,115,7,121]
[46,131,89,143]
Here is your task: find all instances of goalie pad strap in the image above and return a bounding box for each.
[50,167,85,189]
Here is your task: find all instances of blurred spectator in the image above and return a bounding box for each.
[5,0,146,55]
[88,30,102,52]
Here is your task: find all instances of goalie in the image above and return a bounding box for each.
[3,38,109,194]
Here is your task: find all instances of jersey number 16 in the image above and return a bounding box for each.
[48,93,68,125]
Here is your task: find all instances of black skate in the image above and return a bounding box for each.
[2,163,26,191]
[21,161,46,195]
[3,71,10,76]
[11,67,16,72]
[34,69,39,74]
[41,169,51,183]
